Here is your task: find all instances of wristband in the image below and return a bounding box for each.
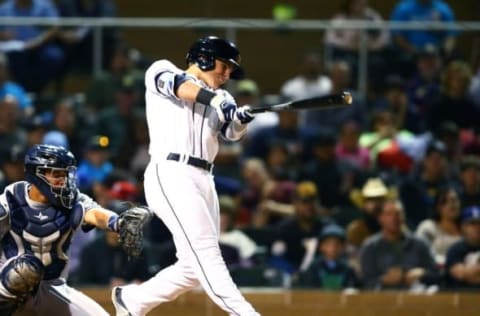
[196,88,216,105]
[107,214,119,232]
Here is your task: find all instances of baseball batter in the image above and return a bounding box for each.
[0,144,150,316]
[111,36,260,316]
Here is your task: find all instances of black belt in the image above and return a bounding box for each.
[167,153,214,172]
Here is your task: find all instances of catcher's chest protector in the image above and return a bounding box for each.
[3,182,84,280]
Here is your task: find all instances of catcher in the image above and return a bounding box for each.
[0,144,152,316]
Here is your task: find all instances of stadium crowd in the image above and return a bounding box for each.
[0,0,480,293]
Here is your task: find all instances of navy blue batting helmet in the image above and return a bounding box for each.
[25,144,78,209]
[186,36,244,80]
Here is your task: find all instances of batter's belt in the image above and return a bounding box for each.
[167,153,214,172]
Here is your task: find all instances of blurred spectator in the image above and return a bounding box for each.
[400,140,452,229]
[390,0,457,75]
[0,95,26,156]
[129,116,150,181]
[347,177,395,249]
[457,156,480,208]
[435,121,461,168]
[360,199,440,290]
[469,62,480,111]
[218,195,260,268]
[235,79,278,136]
[50,97,90,159]
[300,130,357,209]
[42,129,69,148]
[324,0,389,91]
[280,51,331,126]
[23,113,49,148]
[76,135,113,193]
[94,77,144,169]
[415,187,462,266]
[57,0,119,71]
[406,44,442,132]
[335,121,370,172]
[294,224,359,290]
[243,109,308,165]
[270,181,330,274]
[304,60,366,132]
[0,52,32,117]
[0,143,26,191]
[376,74,423,133]
[359,109,414,173]
[86,44,144,113]
[0,0,65,93]
[445,205,480,289]
[428,60,478,132]
[239,158,296,227]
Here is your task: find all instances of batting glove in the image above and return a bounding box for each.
[210,95,237,123]
[235,105,255,124]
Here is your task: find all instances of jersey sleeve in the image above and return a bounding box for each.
[77,192,100,213]
[145,59,196,99]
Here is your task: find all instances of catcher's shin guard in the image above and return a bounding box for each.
[0,254,45,314]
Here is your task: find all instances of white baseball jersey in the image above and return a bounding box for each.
[145,59,246,163]
[118,60,259,316]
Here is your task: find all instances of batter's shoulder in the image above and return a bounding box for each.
[147,59,183,74]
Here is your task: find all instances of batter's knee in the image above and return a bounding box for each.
[1,254,44,298]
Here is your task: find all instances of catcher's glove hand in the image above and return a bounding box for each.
[117,206,153,259]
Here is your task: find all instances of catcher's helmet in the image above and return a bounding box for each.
[186,36,244,80]
[25,144,78,209]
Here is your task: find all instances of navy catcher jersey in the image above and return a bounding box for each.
[0,181,98,280]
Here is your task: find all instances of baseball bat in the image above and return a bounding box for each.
[250,91,353,114]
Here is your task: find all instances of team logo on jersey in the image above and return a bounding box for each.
[34,212,48,221]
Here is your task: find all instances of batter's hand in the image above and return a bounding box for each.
[235,105,255,124]
[117,205,153,259]
[210,95,236,123]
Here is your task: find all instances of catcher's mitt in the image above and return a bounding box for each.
[117,206,153,259]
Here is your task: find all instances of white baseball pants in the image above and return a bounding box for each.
[119,160,259,316]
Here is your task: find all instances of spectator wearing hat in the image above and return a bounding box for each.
[445,206,480,289]
[294,224,359,291]
[457,156,480,208]
[400,140,454,230]
[347,177,395,249]
[76,135,114,193]
[269,181,331,274]
[360,198,440,290]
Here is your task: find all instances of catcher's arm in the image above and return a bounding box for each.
[84,205,153,259]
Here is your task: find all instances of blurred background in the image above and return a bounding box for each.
[1,0,480,315]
